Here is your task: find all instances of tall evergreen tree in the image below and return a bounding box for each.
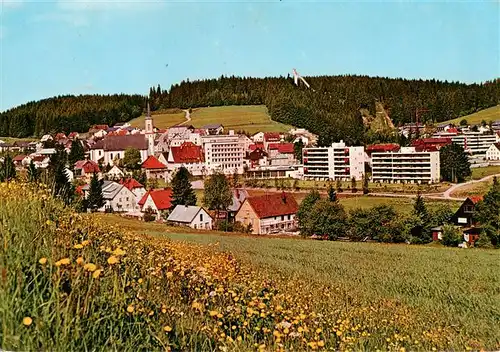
[68,139,85,169]
[474,177,500,247]
[0,154,16,182]
[87,172,105,212]
[362,173,369,195]
[171,166,197,207]
[411,192,431,243]
[440,143,471,183]
[27,160,39,183]
[49,145,73,205]
[294,138,304,163]
[327,183,337,202]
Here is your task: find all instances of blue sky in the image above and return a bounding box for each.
[1,0,498,111]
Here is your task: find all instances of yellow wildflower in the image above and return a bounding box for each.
[126,305,134,313]
[209,310,218,317]
[107,256,119,265]
[38,257,47,265]
[112,248,126,256]
[166,272,173,278]
[318,340,325,347]
[73,244,83,249]
[22,317,32,326]
[163,325,172,332]
[76,257,84,265]
[45,220,51,226]
[92,269,102,279]
[84,263,97,272]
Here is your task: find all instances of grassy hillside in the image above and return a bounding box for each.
[2,182,498,350]
[129,109,186,129]
[444,105,500,125]
[190,105,291,134]
[471,165,500,180]
[104,215,500,351]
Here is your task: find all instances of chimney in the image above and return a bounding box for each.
[229,130,235,136]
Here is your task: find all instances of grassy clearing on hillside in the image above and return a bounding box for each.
[0,136,37,143]
[471,165,500,180]
[101,215,500,350]
[190,105,291,134]
[443,105,500,125]
[129,110,186,129]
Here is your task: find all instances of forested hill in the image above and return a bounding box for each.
[1,76,498,142]
[0,94,145,138]
[150,75,499,145]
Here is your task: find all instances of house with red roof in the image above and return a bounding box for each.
[12,154,28,168]
[138,188,173,220]
[74,160,100,181]
[451,196,483,228]
[235,192,299,235]
[263,132,283,150]
[120,178,146,204]
[159,142,206,176]
[141,155,167,180]
[412,138,452,152]
[267,143,296,166]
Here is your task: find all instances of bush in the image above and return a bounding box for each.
[143,206,156,222]
[441,224,463,247]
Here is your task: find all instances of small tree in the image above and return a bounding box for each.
[0,155,16,182]
[351,177,357,193]
[441,224,463,247]
[327,183,337,202]
[459,119,468,126]
[171,166,197,207]
[143,206,156,222]
[297,189,321,236]
[309,199,348,240]
[203,171,232,223]
[474,176,500,247]
[68,139,85,169]
[27,160,39,183]
[87,172,105,212]
[411,192,431,243]
[294,138,304,163]
[362,173,369,195]
[123,148,142,171]
[231,168,240,188]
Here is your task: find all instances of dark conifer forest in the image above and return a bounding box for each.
[2,75,498,145]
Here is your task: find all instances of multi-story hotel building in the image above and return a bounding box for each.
[202,132,247,174]
[433,131,499,155]
[371,147,440,184]
[302,141,365,180]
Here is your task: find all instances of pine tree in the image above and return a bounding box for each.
[440,143,471,183]
[411,192,431,243]
[87,172,105,212]
[49,145,73,205]
[362,173,369,195]
[232,168,240,188]
[171,166,197,207]
[474,177,500,247]
[68,139,85,169]
[294,138,304,163]
[351,177,357,193]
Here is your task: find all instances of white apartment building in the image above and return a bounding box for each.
[302,140,365,181]
[371,147,440,184]
[202,131,247,174]
[433,131,498,155]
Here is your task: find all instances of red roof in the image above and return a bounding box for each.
[249,143,264,151]
[68,132,79,138]
[268,143,294,154]
[108,130,128,136]
[447,128,459,134]
[141,155,166,169]
[170,142,204,163]
[120,178,144,190]
[75,185,85,195]
[264,132,281,141]
[366,143,401,154]
[469,196,483,204]
[246,192,298,219]
[55,133,67,140]
[32,155,48,162]
[92,124,109,131]
[138,189,173,211]
[74,160,100,173]
[13,154,27,162]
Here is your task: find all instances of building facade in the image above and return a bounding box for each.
[302,141,365,180]
[486,143,500,160]
[202,133,247,174]
[371,147,440,184]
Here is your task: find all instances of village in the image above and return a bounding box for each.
[0,104,499,247]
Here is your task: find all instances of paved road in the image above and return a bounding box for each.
[442,173,500,200]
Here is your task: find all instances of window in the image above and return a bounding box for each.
[288,215,291,220]
[200,213,203,222]
[126,197,129,201]
[281,215,284,221]
[110,153,113,160]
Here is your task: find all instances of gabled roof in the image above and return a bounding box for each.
[468,196,483,204]
[170,142,204,163]
[13,154,27,162]
[490,143,500,151]
[167,205,210,223]
[228,189,249,212]
[138,189,173,211]
[366,143,401,154]
[92,124,109,131]
[249,143,264,151]
[203,124,223,129]
[142,155,166,169]
[264,132,281,141]
[268,143,294,154]
[82,180,125,200]
[120,178,144,190]
[245,192,298,219]
[90,135,148,151]
[74,160,100,173]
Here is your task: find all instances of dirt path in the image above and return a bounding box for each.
[180,109,191,126]
[442,173,500,200]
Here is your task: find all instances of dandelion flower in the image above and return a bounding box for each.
[46,220,52,226]
[163,325,172,332]
[209,310,218,317]
[81,240,90,246]
[22,317,32,326]
[84,263,97,272]
[55,258,70,267]
[38,257,47,265]
[73,244,83,249]
[76,257,84,265]
[318,340,325,347]
[126,305,134,313]
[112,248,126,256]
[92,269,102,279]
[107,256,119,265]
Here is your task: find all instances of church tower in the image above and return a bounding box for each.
[145,102,155,156]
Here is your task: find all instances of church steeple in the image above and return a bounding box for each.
[145,101,155,156]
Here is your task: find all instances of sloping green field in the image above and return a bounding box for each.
[129,110,186,129]
[444,105,500,125]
